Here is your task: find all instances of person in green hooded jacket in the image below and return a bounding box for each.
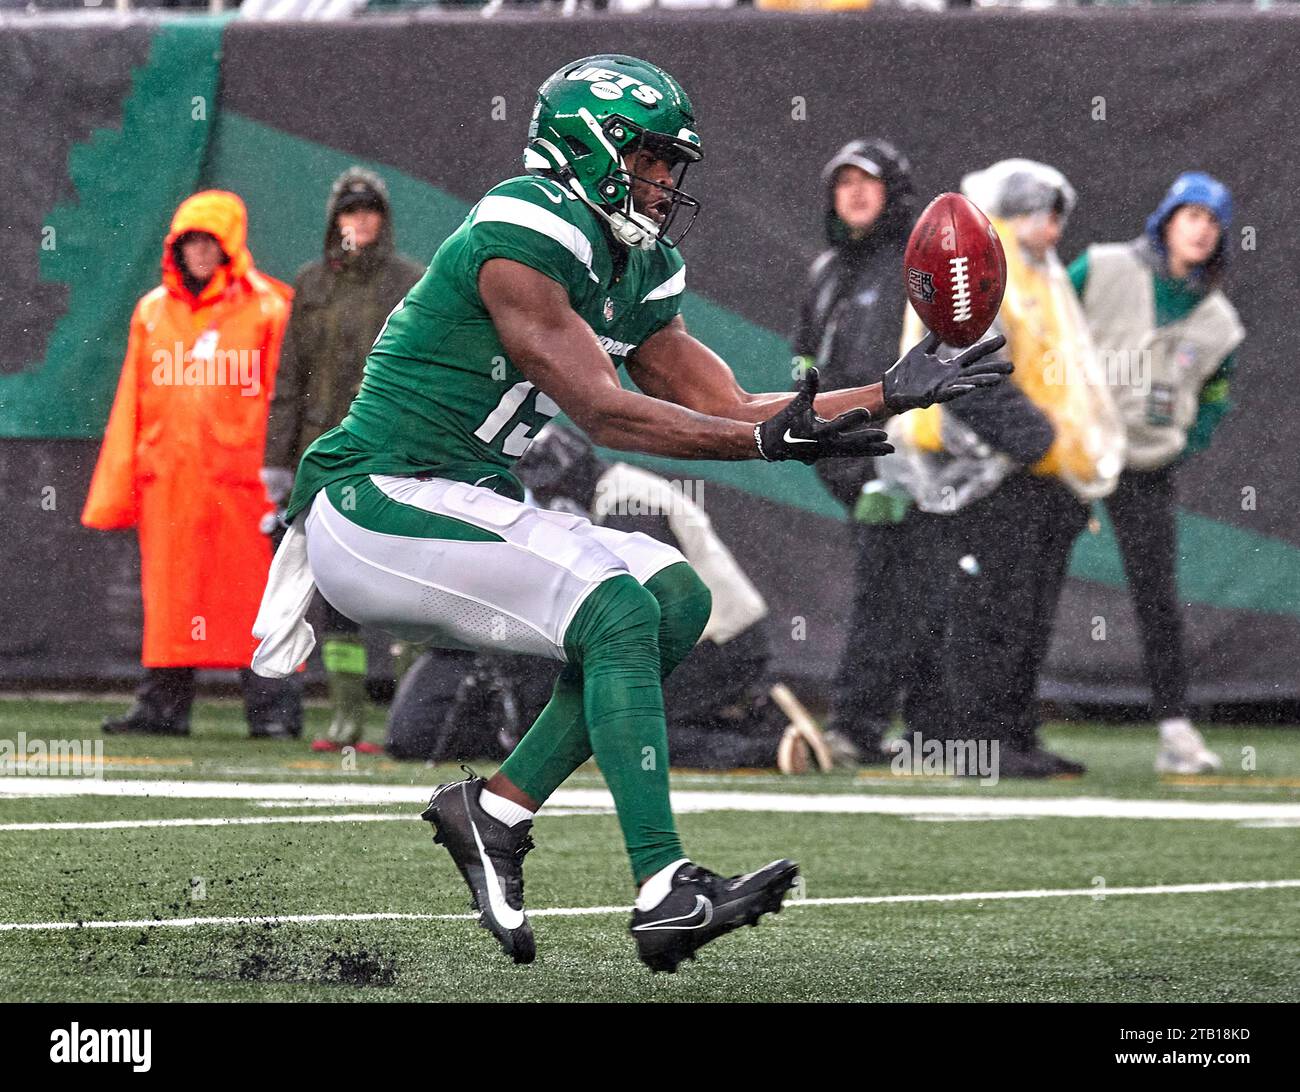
[262,167,425,752]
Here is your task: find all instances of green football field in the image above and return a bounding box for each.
[1,697,1298,1003]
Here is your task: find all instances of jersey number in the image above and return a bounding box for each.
[475,381,561,457]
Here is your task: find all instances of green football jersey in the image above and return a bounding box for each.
[284,175,687,521]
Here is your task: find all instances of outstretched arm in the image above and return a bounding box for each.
[627,317,1010,422]
[480,259,889,465]
[628,316,886,422]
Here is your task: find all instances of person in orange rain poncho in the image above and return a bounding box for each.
[82,190,302,738]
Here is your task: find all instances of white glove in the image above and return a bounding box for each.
[259,466,294,504]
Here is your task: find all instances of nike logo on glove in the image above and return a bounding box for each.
[757,367,891,462]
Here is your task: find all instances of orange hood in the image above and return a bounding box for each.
[161,190,255,306]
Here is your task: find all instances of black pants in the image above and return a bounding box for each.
[1103,466,1187,719]
[942,474,1089,747]
[827,509,953,748]
[134,666,302,736]
[312,592,360,639]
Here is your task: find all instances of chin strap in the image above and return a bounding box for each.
[526,133,661,252]
[566,173,659,251]
[608,208,659,251]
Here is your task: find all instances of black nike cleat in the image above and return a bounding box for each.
[630,859,800,973]
[420,772,536,965]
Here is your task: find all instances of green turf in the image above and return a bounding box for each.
[0,697,1298,1001]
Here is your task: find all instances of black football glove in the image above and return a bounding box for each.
[755,367,893,464]
[881,331,1012,414]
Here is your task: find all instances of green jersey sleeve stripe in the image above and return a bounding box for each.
[641,265,687,302]
[472,195,599,283]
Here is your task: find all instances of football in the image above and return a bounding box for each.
[902,192,1007,347]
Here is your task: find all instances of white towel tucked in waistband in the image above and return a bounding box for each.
[250,520,317,678]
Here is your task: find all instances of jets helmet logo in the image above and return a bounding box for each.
[566,66,664,107]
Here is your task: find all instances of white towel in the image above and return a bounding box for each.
[250,520,317,678]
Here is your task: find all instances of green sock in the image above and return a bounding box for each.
[498,563,712,882]
[322,637,368,745]
[501,563,710,802]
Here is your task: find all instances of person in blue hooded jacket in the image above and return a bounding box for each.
[1069,172,1245,775]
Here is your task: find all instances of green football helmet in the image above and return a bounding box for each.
[525,55,703,250]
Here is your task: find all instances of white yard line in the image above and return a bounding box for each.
[2,776,1300,821]
[2,878,1297,934]
[0,808,607,832]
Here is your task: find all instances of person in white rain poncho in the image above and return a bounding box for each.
[880,159,1125,778]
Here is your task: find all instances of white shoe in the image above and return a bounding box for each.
[1154,718,1223,775]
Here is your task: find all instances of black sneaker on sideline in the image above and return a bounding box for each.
[995,745,1087,779]
[103,668,195,736]
[1031,746,1087,777]
[420,772,536,965]
[101,706,190,736]
[630,859,799,974]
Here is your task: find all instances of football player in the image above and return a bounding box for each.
[252,54,1008,973]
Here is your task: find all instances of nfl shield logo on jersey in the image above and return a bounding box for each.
[603,297,615,323]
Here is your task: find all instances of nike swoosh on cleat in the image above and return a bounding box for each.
[632,895,714,932]
[782,429,817,445]
[468,806,526,932]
